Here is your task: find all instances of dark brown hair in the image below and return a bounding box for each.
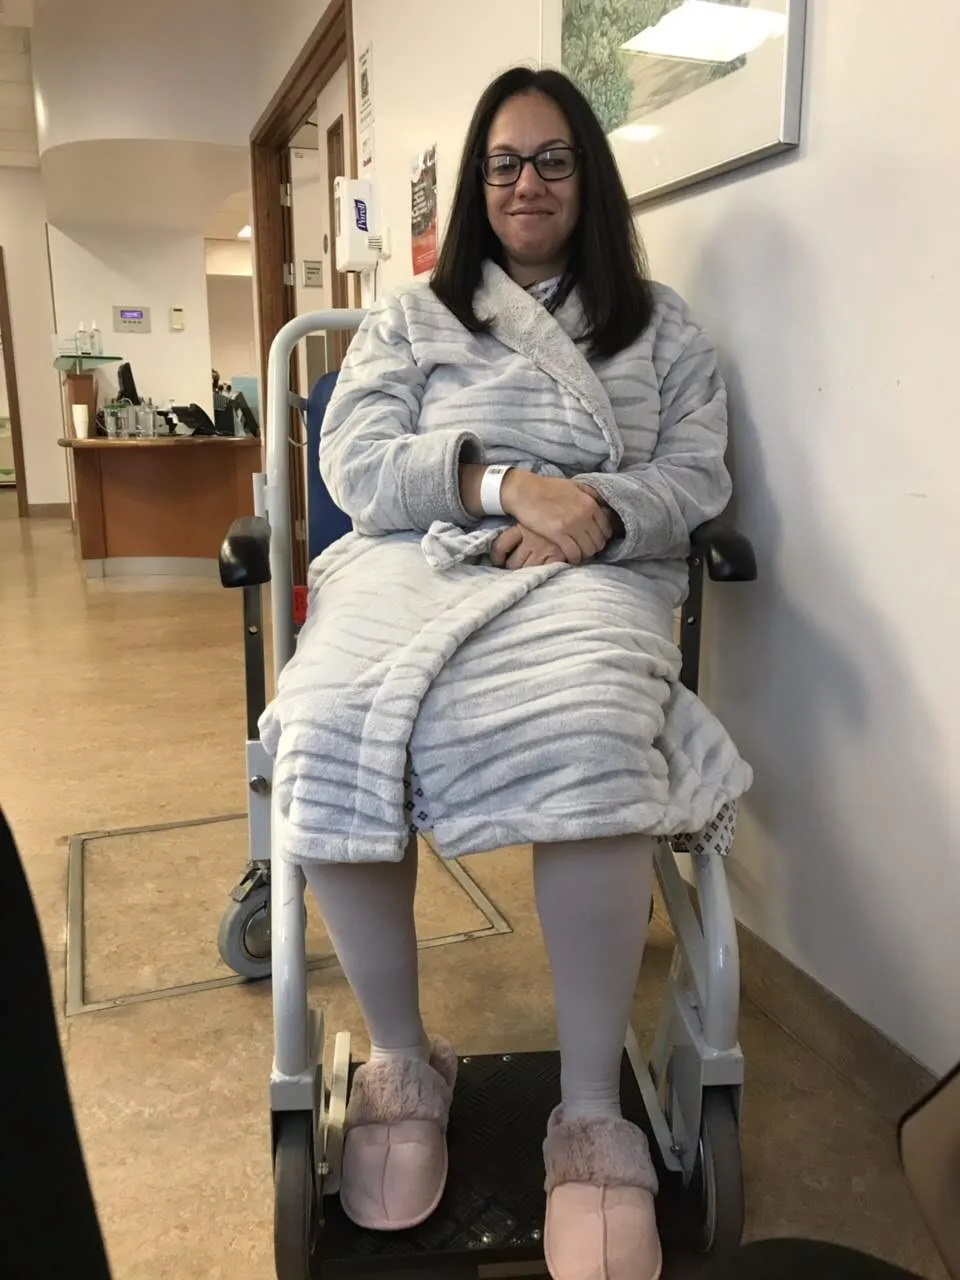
[431,66,654,360]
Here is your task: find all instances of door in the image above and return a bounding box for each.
[278,146,310,585]
[250,0,358,586]
[0,247,28,517]
[326,115,352,369]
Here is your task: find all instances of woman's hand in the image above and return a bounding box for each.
[491,524,569,569]
[500,471,614,564]
[576,482,625,538]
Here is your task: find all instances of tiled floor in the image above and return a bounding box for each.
[0,491,946,1280]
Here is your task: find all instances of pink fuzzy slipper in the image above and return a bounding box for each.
[543,1107,662,1280]
[340,1038,458,1231]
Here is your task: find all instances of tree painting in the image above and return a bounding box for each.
[562,0,750,134]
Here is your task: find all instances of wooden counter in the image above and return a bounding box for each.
[59,436,262,578]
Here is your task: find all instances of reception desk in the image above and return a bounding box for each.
[60,436,262,579]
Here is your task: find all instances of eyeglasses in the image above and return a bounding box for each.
[480,146,579,187]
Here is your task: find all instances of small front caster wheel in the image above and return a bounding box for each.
[217,885,271,980]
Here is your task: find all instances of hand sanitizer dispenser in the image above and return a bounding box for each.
[334,177,381,272]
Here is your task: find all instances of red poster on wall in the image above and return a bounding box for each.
[411,145,438,276]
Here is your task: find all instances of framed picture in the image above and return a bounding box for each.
[558,0,807,206]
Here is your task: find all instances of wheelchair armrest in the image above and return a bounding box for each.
[219,516,272,588]
[690,519,757,583]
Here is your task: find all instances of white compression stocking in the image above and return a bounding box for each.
[533,835,655,1121]
[302,838,429,1063]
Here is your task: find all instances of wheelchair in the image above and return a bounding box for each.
[218,310,758,1280]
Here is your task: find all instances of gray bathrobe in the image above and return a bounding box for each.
[260,261,752,865]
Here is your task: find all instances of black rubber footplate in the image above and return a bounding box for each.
[316,1049,698,1275]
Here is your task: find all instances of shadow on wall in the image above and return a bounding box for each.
[690,207,954,1070]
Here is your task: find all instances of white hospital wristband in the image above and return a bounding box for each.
[479,465,513,517]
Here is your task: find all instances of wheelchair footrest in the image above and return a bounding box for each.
[317,1049,699,1273]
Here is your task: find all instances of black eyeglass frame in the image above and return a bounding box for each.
[479,146,580,187]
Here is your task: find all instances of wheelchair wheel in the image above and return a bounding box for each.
[687,1088,745,1255]
[274,1110,320,1280]
[217,885,271,980]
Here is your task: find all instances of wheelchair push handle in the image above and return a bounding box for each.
[266,309,366,675]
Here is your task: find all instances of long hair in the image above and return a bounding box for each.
[431,66,654,360]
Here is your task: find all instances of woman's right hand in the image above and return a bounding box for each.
[500,471,614,564]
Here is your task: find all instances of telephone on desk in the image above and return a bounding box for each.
[166,404,217,436]
[164,400,260,437]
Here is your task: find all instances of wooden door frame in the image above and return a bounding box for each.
[250,0,357,387]
[249,0,357,582]
[0,246,29,518]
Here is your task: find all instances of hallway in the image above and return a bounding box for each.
[0,494,946,1280]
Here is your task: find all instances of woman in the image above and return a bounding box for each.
[261,67,751,1280]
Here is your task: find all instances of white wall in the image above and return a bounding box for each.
[48,228,213,414]
[33,2,252,237]
[0,168,64,505]
[207,274,256,383]
[636,3,960,1073]
[33,0,254,152]
[205,240,253,278]
[248,0,334,130]
[351,0,546,294]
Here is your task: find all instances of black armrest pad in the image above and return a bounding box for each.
[690,519,758,583]
[219,516,271,588]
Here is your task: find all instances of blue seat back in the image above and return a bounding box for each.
[306,371,353,562]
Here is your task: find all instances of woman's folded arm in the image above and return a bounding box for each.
[320,297,485,534]
[575,327,732,564]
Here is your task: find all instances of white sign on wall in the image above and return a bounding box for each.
[358,43,375,171]
[302,260,324,288]
[360,126,375,172]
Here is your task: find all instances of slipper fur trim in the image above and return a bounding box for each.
[544,1106,659,1196]
[346,1037,457,1131]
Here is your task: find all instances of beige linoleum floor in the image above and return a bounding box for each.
[0,490,946,1280]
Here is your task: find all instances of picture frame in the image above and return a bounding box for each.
[557,0,807,207]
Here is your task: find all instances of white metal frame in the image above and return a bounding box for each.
[258,311,744,1189]
[262,312,364,1141]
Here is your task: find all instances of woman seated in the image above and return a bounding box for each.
[261,66,751,1280]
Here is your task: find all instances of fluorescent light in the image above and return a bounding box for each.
[237,225,253,240]
[623,0,787,64]
[610,122,661,144]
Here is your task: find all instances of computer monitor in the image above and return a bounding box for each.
[117,362,141,405]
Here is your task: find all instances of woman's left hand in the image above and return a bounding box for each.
[491,524,569,569]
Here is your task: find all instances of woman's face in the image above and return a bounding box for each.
[483,90,581,284]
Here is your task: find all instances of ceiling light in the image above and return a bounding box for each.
[622,0,787,64]
[610,123,661,144]
[237,225,253,240]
